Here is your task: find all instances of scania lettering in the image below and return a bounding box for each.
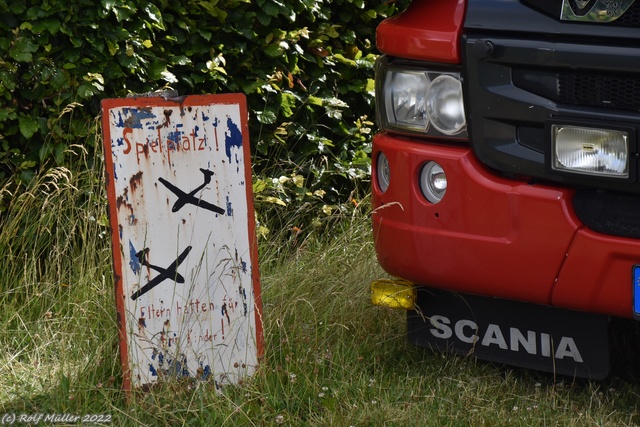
[428,315,583,362]
[370,0,640,379]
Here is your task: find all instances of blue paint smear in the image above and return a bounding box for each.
[119,108,156,129]
[201,364,211,380]
[201,111,210,122]
[225,117,242,163]
[150,351,191,379]
[129,241,140,275]
[241,259,247,273]
[242,288,248,316]
[111,111,124,127]
[166,130,182,151]
[226,195,233,216]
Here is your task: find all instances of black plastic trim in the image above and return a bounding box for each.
[462,34,640,193]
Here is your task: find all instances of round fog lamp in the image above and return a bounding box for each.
[420,161,447,204]
[377,152,390,193]
[426,75,466,135]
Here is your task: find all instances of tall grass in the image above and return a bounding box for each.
[0,143,122,413]
[1,142,639,426]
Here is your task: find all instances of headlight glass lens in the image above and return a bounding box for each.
[426,75,466,135]
[377,59,467,138]
[552,125,628,178]
[384,71,430,132]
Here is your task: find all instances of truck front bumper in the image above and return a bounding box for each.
[372,132,640,318]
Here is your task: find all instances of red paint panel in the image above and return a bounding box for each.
[376,0,466,63]
[372,132,580,306]
[552,230,640,318]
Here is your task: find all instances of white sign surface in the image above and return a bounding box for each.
[102,94,262,391]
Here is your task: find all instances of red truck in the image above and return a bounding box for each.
[370,0,640,379]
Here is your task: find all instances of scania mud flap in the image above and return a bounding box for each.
[408,288,610,379]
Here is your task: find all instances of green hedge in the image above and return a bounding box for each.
[0,0,407,230]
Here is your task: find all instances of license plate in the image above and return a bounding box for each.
[634,265,640,319]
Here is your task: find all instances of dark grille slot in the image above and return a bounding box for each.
[574,190,640,239]
[559,73,640,111]
[513,69,640,112]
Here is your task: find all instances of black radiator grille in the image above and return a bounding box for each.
[569,0,640,26]
[602,1,640,26]
[522,0,640,27]
[513,69,640,112]
[574,190,640,239]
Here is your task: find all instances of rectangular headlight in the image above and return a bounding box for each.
[376,58,467,138]
[551,125,629,178]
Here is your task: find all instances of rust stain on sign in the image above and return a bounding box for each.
[101,94,263,392]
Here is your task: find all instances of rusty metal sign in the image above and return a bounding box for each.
[101,94,262,392]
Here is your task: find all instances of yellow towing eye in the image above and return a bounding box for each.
[370,279,417,310]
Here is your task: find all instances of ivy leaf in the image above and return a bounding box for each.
[256,13,272,26]
[39,141,53,162]
[0,71,16,91]
[104,39,118,56]
[307,95,323,106]
[54,142,67,165]
[170,55,191,66]
[18,115,39,139]
[365,78,375,95]
[256,107,278,124]
[279,92,297,118]
[101,0,116,11]
[0,108,16,121]
[262,1,280,17]
[332,53,357,66]
[148,60,167,80]
[264,44,284,58]
[198,2,228,20]
[161,70,178,83]
[9,37,38,62]
[253,179,268,193]
[144,3,165,30]
[262,196,287,206]
[76,83,95,98]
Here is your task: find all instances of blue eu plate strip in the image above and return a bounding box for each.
[634,265,640,318]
